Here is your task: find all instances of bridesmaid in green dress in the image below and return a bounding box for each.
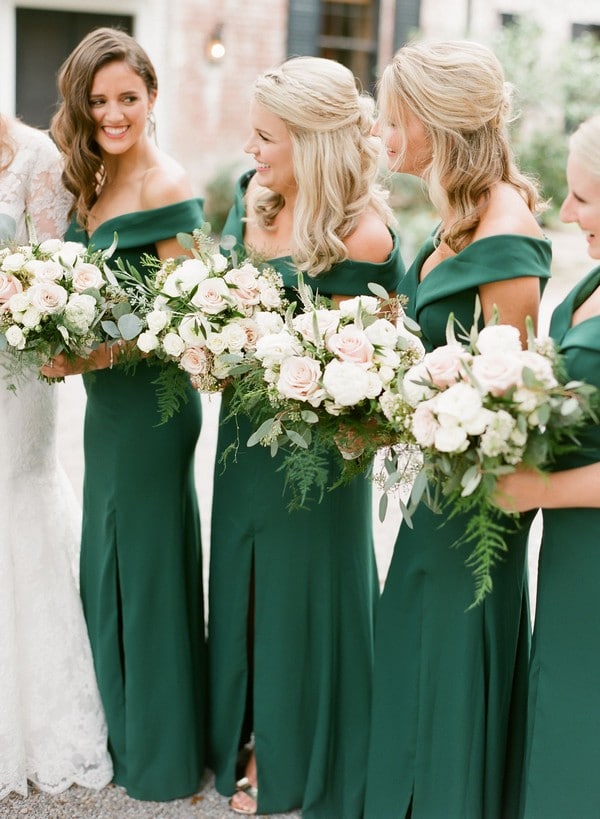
[494,115,600,819]
[40,29,206,801]
[364,41,551,819]
[208,57,403,817]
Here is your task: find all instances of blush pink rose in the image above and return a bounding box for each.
[180,346,211,375]
[0,272,23,307]
[422,344,470,388]
[277,355,324,405]
[327,324,374,364]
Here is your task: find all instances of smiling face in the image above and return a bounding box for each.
[243,100,296,197]
[560,153,600,259]
[88,60,156,157]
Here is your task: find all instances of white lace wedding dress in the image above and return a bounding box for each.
[0,117,113,798]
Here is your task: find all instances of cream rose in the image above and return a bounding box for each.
[471,352,526,397]
[27,259,64,282]
[27,282,68,315]
[255,310,284,334]
[339,295,379,319]
[1,252,27,273]
[402,362,437,406]
[71,262,105,292]
[190,277,231,314]
[180,345,211,375]
[257,278,283,310]
[64,293,96,332]
[322,359,379,406]
[364,318,398,348]
[327,324,374,364]
[422,344,470,389]
[178,314,209,345]
[277,356,324,405]
[221,322,248,352]
[5,325,26,349]
[162,258,209,296]
[146,309,170,334]
[255,331,302,367]
[53,241,87,267]
[137,331,160,353]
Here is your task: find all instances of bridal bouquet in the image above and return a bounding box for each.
[107,226,287,422]
[400,308,598,606]
[0,237,117,385]
[227,276,425,509]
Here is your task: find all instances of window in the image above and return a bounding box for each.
[319,0,379,91]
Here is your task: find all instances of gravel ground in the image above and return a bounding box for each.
[1,227,590,818]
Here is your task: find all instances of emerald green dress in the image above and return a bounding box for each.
[364,234,552,819]
[208,171,404,818]
[520,266,600,819]
[67,200,206,801]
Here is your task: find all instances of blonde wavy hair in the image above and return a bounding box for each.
[569,114,600,178]
[378,40,542,253]
[0,115,15,172]
[51,27,158,227]
[251,56,394,276]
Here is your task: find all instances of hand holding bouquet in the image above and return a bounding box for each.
[228,276,425,509]
[0,237,117,387]
[106,226,287,422]
[399,305,598,605]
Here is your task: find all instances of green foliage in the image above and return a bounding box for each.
[493,18,600,218]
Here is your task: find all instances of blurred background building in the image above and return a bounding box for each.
[0,0,599,220]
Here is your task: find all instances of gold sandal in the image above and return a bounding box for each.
[229,777,258,815]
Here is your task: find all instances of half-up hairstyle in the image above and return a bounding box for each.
[51,27,157,227]
[378,40,542,252]
[252,56,394,276]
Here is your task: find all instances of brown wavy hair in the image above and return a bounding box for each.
[51,27,158,227]
[378,40,543,253]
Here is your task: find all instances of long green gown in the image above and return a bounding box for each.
[364,234,552,819]
[519,266,600,819]
[208,171,404,818]
[67,200,207,801]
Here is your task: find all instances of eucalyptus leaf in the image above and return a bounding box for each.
[286,429,310,449]
[247,418,277,447]
[300,410,319,423]
[378,491,388,522]
[367,281,390,300]
[0,213,17,242]
[176,232,195,250]
[101,319,120,338]
[118,313,144,340]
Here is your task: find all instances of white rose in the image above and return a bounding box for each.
[180,345,211,375]
[178,314,209,345]
[1,252,27,273]
[162,258,209,296]
[255,331,302,368]
[205,332,228,355]
[27,259,64,282]
[71,262,105,292]
[255,310,284,334]
[64,293,97,332]
[292,309,341,344]
[137,331,160,353]
[364,318,398,348]
[434,422,469,453]
[221,322,248,352]
[373,346,400,369]
[471,352,525,397]
[21,307,42,329]
[146,309,170,334]
[27,282,68,315]
[257,278,283,310]
[53,241,87,267]
[435,382,484,424]
[162,332,186,358]
[402,362,437,406]
[37,238,64,255]
[8,291,30,314]
[518,350,558,389]
[191,276,231,314]
[378,365,396,385]
[339,295,379,319]
[476,324,522,355]
[322,359,374,406]
[277,356,324,405]
[411,402,439,447]
[211,253,229,273]
[327,324,374,364]
[5,325,26,349]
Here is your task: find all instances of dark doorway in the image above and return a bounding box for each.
[16,9,134,130]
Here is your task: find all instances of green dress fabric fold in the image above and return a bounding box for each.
[67,199,207,801]
[364,233,552,819]
[208,171,404,818]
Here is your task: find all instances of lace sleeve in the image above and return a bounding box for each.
[25,136,73,242]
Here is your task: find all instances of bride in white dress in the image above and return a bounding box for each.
[0,114,113,798]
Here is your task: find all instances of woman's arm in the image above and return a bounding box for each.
[493,463,600,512]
